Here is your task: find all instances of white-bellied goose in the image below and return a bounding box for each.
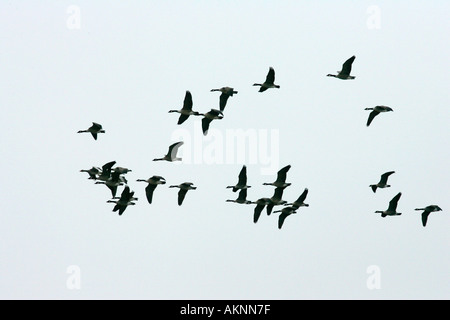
[210,87,238,112]
[253,67,280,92]
[168,91,204,125]
[80,166,101,180]
[96,161,117,182]
[375,192,402,217]
[95,171,124,198]
[77,122,105,140]
[153,141,184,162]
[285,188,309,209]
[266,186,288,215]
[274,206,298,229]
[365,106,393,127]
[226,188,252,204]
[201,109,224,135]
[327,56,356,80]
[227,165,251,192]
[136,176,166,204]
[169,182,197,206]
[415,205,442,227]
[107,186,137,215]
[252,197,272,223]
[263,165,292,188]
[370,171,395,193]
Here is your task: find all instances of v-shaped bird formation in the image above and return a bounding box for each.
[77,59,443,227]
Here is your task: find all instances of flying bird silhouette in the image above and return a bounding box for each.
[365,106,393,127]
[415,205,442,227]
[77,122,105,140]
[153,141,184,162]
[375,192,402,217]
[327,55,356,80]
[253,67,280,92]
[227,165,251,192]
[169,182,197,206]
[136,176,166,204]
[210,87,238,112]
[168,91,203,125]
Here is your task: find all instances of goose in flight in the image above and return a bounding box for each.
[226,188,252,205]
[415,205,443,227]
[210,87,238,112]
[365,106,393,127]
[153,141,184,162]
[201,109,224,135]
[77,122,105,140]
[252,197,272,223]
[266,186,288,215]
[96,161,117,182]
[95,171,124,198]
[169,182,197,206]
[80,166,101,180]
[370,171,395,193]
[227,165,251,192]
[284,188,309,209]
[168,91,203,125]
[136,176,166,204]
[253,67,280,92]
[375,192,402,217]
[263,165,292,188]
[107,186,137,215]
[327,55,356,80]
[113,167,132,175]
[274,206,298,229]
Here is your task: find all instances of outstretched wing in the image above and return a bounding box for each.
[219,92,230,112]
[145,184,157,204]
[182,90,193,111]
[341,56,355,76]
[168,141,184,158]
[367,110,380,127]
[237,165,248,186]
[177,114,190,125]
[254,204,265,223]
[265,67,275,84]
[380,171,395,184]
[421,211,430,227]
[177,189,188,206]
[278,212,289,229]
[202,117,212,135]
[296,188,308,203]
[388,192,402,211]
[276,165,291,183]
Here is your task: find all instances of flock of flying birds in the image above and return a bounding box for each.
[78,56,443,228]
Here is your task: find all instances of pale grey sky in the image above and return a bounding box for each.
[0,1,449,299]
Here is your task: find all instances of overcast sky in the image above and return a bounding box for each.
[0,1,449,299]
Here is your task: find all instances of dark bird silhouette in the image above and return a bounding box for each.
[227,165,251,192]
[169,182,197,206]
[370,171,395,193]
[210,87,238,112]
[274,206,298,229]
[168,91,203,125]
[284,188,309,209]
[136,176,166,204]
[252,198,272,223]
[113,166,132,174]
[263,165,292,188]
[365,106,393,127]
[253,67,280,92]
[327,55,356,80]
[77,122,105,140]
[266,186,288,215]
[95,171,124,198]
[375,192,402,217]
[415,205,442,227]
[201,109,224,135]
[107,186,137,215]
[226,188,252,204]
[153,141,184,162]
[80,166,101,180]
[96,161,117,182]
